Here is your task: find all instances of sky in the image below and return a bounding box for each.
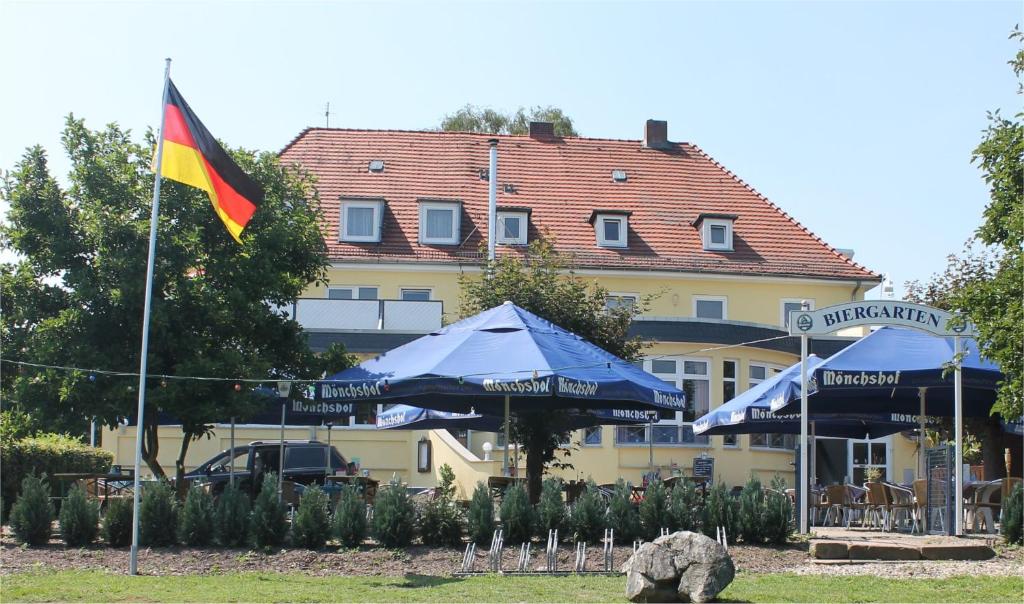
[1,0,1020,298]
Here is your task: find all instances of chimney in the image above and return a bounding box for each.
[529,121,555,140]
[643,119,669,149]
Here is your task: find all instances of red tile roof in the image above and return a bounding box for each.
[279,128,879,282]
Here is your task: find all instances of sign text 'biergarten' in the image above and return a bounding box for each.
[787,301,976,337]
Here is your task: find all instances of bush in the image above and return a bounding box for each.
[605,479,639,543]
[535,478,566,539]
[499,483,535,545]
[762,476,793,545]
[668,479,701,532]
[215,483,252,547]
[102,496,133,547]
[372,479,416,548]
[139,480,177,547]
[419,464,463,547]
[569,481,606,544]
[466,482,494,545]
[59,483,100,546]
[1002,483,1023,545]
[177,484,215,546]
[10,473,54,545]
[333,483,368,548]
[251,473,288,548]
[1,433,112,518]
[292,485,331,549]
[738,477,765,544]
[639,479,670,540]
[702,482,739,543]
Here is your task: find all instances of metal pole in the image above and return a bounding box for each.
[278,402,286,500]
[918,389,926,479]
[954,336,963,535]
[810,420,816,489]
[130,58,171,577]
[487,140,498,261]
[649,418,654,470]
[229,417,235,488]
[504,394,511,476]
[90,419,96,447]
[799,333,809,534]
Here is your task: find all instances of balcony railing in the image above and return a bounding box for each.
[280,298,443,332]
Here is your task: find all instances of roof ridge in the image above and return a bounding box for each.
[687,143,880,280]
[283,126,687,146]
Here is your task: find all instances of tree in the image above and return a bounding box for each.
[440,104,578,137]
[0,116,348,488]
[459,239,650,502]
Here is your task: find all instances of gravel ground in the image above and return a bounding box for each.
[2,527,1020,578]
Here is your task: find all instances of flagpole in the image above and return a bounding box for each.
[129,58,171,576]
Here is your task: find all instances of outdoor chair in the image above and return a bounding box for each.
[883,482,917,533]
[844,484,869,527]
[822,485,849,527]
[913,478,943,533]
[967,480,1002,534]
[862,482,889,530]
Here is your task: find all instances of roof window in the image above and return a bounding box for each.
[693,213,737,252]
[368,160,385,173]
[611,170,627,182]
[418,200,461,245]
[589,210,631,248]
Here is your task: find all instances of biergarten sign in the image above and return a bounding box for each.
[787,301,976,337]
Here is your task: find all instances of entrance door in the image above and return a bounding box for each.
[849,437,891,484]
[815,438,848,485]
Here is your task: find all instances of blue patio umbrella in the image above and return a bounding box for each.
[693,356,921,440]
[317,301,686,472]
[376,404,657,432]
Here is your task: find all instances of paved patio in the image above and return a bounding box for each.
[808,527,998,561]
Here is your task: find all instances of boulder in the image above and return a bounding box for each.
[624,531,735,603]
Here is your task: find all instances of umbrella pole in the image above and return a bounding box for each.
[799,333,809,534]
[810,421,816,488]
[649,418,654,470]
[954,336,963,535]
[504,395,511,476]
[229,417,235,488]
[278,402,285,501]
[918,388,926,479]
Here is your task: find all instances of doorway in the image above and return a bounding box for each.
[849,437,892,484]
[815,438,848,486]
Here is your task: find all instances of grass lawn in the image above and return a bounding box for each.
[1,570,1021,603]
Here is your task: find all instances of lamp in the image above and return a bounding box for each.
[277,381,292,398]
[417,437,432,473]
[482,441,493,461]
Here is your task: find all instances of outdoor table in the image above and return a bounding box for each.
[325,475,379,504]
[53,472,135,505]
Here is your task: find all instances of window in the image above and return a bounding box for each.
[582,426,602,446]
[349,403,398,427]
[285,446,330,470]
[592,212,629,248]
[496,211,528,245]
[615,357,709,446]
[722,360,738,447]
[781,299,815,329]
[340,199,383,242]
[605,293,638,312]
[328,286,378,300]
[693,296,727,320]
[695,215,735,251]
[419,201,461,245]
[748,363,793,449]
[400,288,432,301]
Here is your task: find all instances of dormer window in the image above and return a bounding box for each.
[418,200,461,245]
[590,210,631,248]
[496,207,530,246]
[340,198,384,243]
[693,213,737,251]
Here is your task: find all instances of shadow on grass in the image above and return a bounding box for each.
[393,574,465,589]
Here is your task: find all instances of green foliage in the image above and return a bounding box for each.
[466,482,495,545]
[569,481,606,544]
[419,464,464,547]
[59,483,99,546]
[372,480,416,548]
[535,478,567,539]
[10,473,54,545]
[499,483,535,544]
[762,476,794,545]
[638,480,670,540]
[139,480,178,547]
[1001,483,1023,545]
[0,116,338,480]
[332,484,367,548]
[702,482,739,543]
[102,496,133,547]
[291,485,331,549]
[439,104,578,137]
[0,433,112,518]
[668,479,701,533]
[215,483,252,547]
[0,409,41,442]
[250,474,288,548]
[738,477,765,544]
[604,480,639,543]
[177,484,215,546]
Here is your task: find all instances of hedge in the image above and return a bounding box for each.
[1,433,113,515]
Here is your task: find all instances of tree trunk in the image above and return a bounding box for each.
[174,432,195,499]
[979,416,1007,480]
[525,433,546,504]
[140,422,166,479]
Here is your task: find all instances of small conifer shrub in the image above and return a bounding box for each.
[372,478,416,548]
[638,479,669,540]
[569,481,606,544]
[605,479,639,543]
[251,473,288,548]
[59,483,100,546]
[535,478,566,539]
[215,483,252,547]
[102,497,133,547]
[292,485,331,549]
[177,484,215,546]
[466,482,495,545]
[333,483,368,548]
[10,474,54,546]
[419,464,464,547]
[499,483,535,545]
[139,480,177,547]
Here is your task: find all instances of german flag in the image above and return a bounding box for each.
[160,80,263,243]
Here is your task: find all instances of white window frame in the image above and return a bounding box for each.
[348,403,399,428]
[605,292,639,312]
[327,285,379,300]
[721,359,739,448]
[595,214,628,248]
[780,298,815,329]
[701,218,734,251]
[581,426,603,447]
[748,362,793,451]
[418,201,461,245]
[339,199,383,243]
[615,356,711,447]
[692,295,728,320]
[399,287,433,302]
[496,211,528,245]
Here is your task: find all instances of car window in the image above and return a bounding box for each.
[330,450,347,470]
[206,448,251,474]
[285,446,329,470]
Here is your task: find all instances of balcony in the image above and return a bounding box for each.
[281,298,443,332]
